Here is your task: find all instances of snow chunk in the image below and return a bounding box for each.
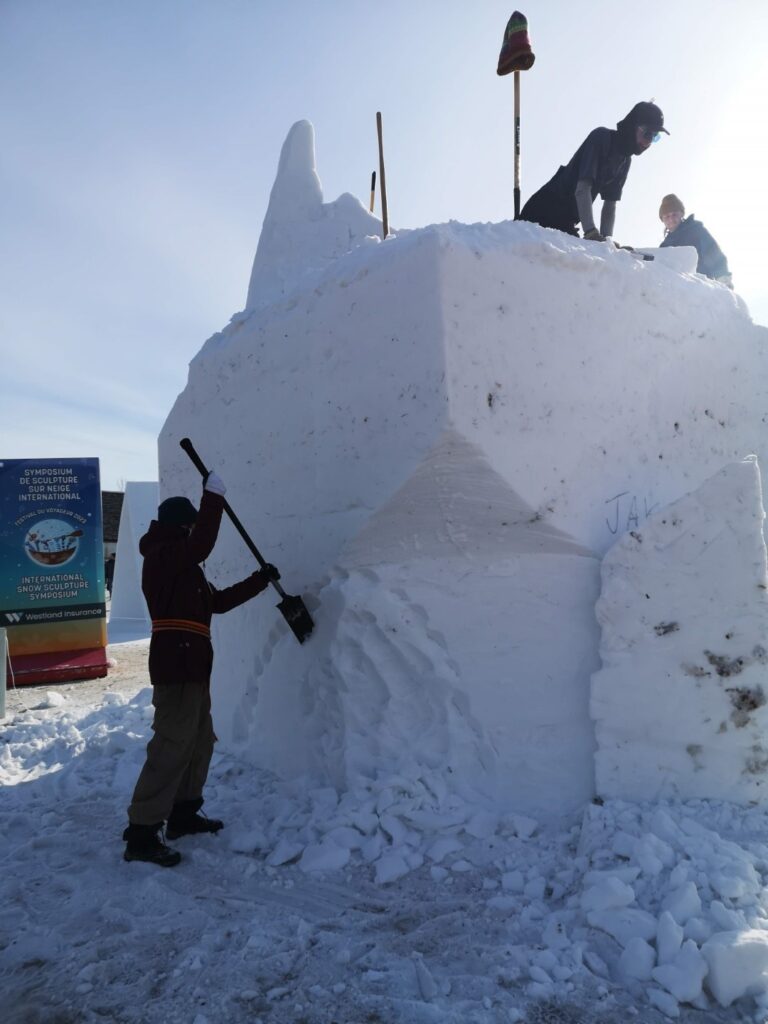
[702,929,768,1008]
[619,937,656,981]
[710,900,748,931]
[581,876,635,912]
[266,839,304,867]
[684,917,713,944]
[647,987,680,1018]
[229,827,268,854]
[426,836,463,863]
[652,940,708,1003]
[508,813,538,839]
[502,870,525,893]
[374,852,410,885]
[34,691,67,709]
[662,882,701,926]
[656,911,684,964]
[299,840,350,873]
[587,907,657,946]
[413,955,438,1001]
[711,867,759,901]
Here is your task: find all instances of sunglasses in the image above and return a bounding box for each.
[639,126,662,143]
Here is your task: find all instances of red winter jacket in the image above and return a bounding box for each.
[139,490,268,685]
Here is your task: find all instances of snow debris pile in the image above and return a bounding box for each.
[6,678,768,1021]
[577,800,768,1016]
[593,457,768,804]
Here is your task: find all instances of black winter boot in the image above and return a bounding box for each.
[123,822,181,867]
[166,797,224,840]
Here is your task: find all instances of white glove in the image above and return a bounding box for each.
[204,471,226,496]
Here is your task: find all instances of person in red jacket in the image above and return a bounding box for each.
[123,470,278,867]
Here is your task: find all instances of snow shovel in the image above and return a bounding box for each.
[179,437,314,644]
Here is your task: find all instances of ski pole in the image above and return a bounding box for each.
[369,170,376,213]
[496,12,535,219]
[514,71,521,218]
[376,111,389,238]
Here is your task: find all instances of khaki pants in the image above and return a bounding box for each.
[128,683,216,825]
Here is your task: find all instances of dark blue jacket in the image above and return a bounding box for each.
[660,215,730,280]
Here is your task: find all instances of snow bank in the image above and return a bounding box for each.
[593,458,768,804]
[157,121,768,819]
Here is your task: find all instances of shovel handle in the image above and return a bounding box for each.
[179,437,287,598]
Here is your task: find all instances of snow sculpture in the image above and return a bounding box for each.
[245,120,382,312]
[593,458,768,803]
[158,121,768,815]
[108,481,158,641]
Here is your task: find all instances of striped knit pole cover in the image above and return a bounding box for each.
[497,12,535,218]
[497,11,535,75]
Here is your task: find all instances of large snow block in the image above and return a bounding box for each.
[236,433,600,816]
[108,481,157,642]
[592,458,768,803]
[702,929,768,1008]
[157,121,768,806]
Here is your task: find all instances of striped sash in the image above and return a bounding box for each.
[151,618,211,639]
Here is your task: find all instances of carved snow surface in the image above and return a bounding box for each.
[239,432,600,816]
[245,120,382,312]
[592,457,768,803]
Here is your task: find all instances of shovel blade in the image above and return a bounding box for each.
[277,594,314,644]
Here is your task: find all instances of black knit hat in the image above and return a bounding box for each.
[157,496,197,527]
[623,101,669,134]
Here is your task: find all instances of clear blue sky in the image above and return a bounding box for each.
[2,0,766,490]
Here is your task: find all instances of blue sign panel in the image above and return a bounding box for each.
[0,458,106,633]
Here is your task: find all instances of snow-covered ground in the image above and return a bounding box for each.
[4,640,768,1024]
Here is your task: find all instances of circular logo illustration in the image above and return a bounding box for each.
[24,519,83,567]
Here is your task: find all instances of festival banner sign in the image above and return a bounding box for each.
[0,458,108,685]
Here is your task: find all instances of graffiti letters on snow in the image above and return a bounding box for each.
[604,491,659,536]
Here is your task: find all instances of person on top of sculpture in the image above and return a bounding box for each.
[658,193,732,287]
[519,101,669,242]
[122,470,279,868]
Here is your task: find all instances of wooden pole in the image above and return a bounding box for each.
[514,71,521,218]
[376,111,389,238]
[369,170,376,213]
